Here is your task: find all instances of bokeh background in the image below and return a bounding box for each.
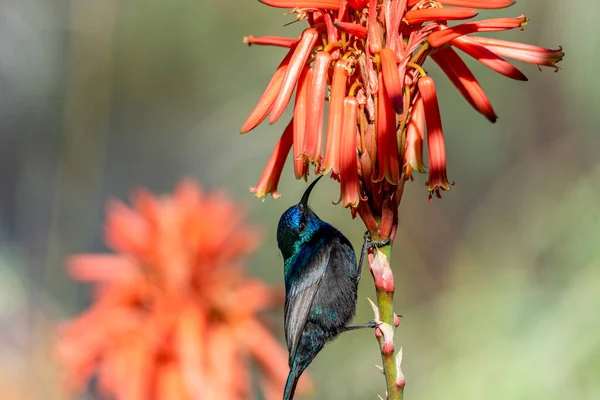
[1,0,599,399]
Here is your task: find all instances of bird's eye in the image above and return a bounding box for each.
[298,222,306,233]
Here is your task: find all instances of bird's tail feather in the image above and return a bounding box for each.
[282,363,300,400]
[282,324,324,399]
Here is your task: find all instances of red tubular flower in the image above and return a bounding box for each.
[339,96,360,207]
[304,51,331,164]
[348,0,368,9]
[408,0,515,8]
[451,35,528,81]
[404,8,479,25]
[322,59,349,176]
[334,20,368,39]
[418,77,451,200]
[470,37,564,69]
[380,48,403,114]
[251,119,294,199]
[368,0,382,54]
[428,15,529,47]
[260,0,340,9]
[242,0,562,213]
[293,66,312,179]
[377,71,400,185]
[240,48,294,133]
[269,28,318,125]
[56,181,312,399]
[431,47,497,122]
[403,94,425,179]
[244,35,297,48]
[323,13,340,59]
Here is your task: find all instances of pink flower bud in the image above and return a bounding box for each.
[369,250,395,293]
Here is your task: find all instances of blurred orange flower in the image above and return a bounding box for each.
[56,180,311,400]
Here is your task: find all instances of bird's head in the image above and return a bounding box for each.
[277,176,326,260]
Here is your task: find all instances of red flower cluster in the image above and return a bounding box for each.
[242,0,562,238]
[56,180,311,399]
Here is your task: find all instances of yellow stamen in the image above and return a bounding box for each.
[349,81,363,97]
[407,62,427,78]
[324,41,342,52]
[410,42,430,65]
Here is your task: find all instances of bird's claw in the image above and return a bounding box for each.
[365,319,382,329]
[363,231,390,250]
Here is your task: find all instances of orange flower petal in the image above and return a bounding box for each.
[57,307,130,363]
[347,0,369,10]
[357,196,378,232]
[243,35,298,48]
[368,0,382,54]
[377,72,400,185]
[470,37,564,69]
[304,51,331,164]
[173,178,202,212]
[293,66,312,179]
[177,305,208,397]
[417,77,451,199]
[339,96,360,207]
[96,345,119,396]
[156,363,189,400]
[230,278,277,314]
[428,15,529,47]
[269,28,319,125]
[120,338,152,400]
[404,8,479,25]
[104,200,150,258]
[251,119,294,199]
[130,187,161,232]
[408,0,515,8]
[404,94,426,178]
[360,149,373,188]
[322,59,349,176]
[380,48,403,114]
[259,0,340,9]
[451,36,528,81]
[238,319,311,392]
[431,47,497,122]
[207,325,238,398]
[241,45,295,133]
[323,13,340,60]
[334,20,368,39]
[68,254,140,282]
[94,334,150,399]
[58,339,98,392]
[261,376,284,400]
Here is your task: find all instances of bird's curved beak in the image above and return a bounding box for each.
[299,175,324,209]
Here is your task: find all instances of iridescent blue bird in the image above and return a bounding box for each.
[277,176,388,400]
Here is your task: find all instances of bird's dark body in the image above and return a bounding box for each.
[277,177,376,400]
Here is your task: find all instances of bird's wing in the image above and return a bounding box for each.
[284,243,332,366]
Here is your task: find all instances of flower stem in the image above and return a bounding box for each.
[370,241,403,400]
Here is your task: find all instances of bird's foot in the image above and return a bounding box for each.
[357,233,391,281]
[342,320,381,332]
[363,231,390,250]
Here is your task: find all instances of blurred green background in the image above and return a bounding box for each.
[1,0,598,399]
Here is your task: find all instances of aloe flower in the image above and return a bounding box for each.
[243,0,562,220]
[242,1,563,398]
[56,180,312,400]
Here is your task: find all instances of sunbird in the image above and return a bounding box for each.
[277,176,388,400]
